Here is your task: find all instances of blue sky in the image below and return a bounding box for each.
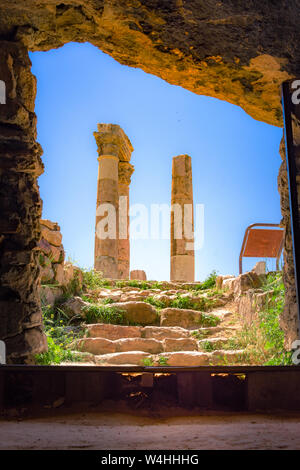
[30,42,283,281]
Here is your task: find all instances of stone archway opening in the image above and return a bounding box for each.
[16,43,285,368]
[0,1,299,364]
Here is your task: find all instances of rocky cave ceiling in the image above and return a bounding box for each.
[1,0,300,126]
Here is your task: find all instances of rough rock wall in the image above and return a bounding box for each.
[1,0,300,125]
[0,41,46,363]
[278,137,299,348]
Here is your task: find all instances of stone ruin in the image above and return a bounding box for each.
[130,270,147,281]
[94,124,134,280]
[0,1,299,362]
[38,219,83,307]
[170,155,195,282]
[93,125,196,283]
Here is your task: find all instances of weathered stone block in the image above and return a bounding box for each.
[77,337,117,355]
[95,351,149,366]
[162,351,209,366]
[142,325,189,340]
[87,323,143,340]
[160,307,217,329]
[41,226,62,247]
[107,301,158,326]
[163,337,198,352]
[116,337,163,354]
[130,270,147,281]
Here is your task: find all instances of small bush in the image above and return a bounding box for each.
[82,268,110,289]
[35,305,81,364]
[142,357,154,366]
[200,340,214,352]
[200,313,221,327]
[82,304,125,324]
[191,329,209,340]
[194,270,218,291]
[144,296,166,309]
[35,336,77,365]
[158,356,169,366]
[102,297,116,304]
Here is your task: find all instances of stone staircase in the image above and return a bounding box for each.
[70,305,246,366]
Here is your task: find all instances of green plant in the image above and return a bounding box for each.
[125,280,152,290]
[261,271,283,293]
[200,312,221,327]
[81,295,94,303]
[35,304,82,365]
[170,295,196,310]
[144,296,166,309]
[191,329,209,340]
[225,273,293,365]
[200,340,214,352]
[62,269,83,298]
[82,268,110,289]
[82,304,125,324]
[193,270,218,291]
[35,336,78,365]
[158,356,169,366]
[168,293,218,312]
[39,252,55,267]
[115,280,127,288]
[151,281,164,290]
[102,297,116,304]
[142,357,154,366]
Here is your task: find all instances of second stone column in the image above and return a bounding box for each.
[170,154,195,282]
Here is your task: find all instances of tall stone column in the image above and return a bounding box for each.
[118,161,134,279]
[94,124,133,279]
[170,154,195,282]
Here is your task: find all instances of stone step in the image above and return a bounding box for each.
[159,349,246,366]
[142,325,190,340]
[86,323,143,340]
[76,337,162,355]
[206,308,233,319]
[158,351,210,366]
[160,307,221,328]
[208,349,247,365]
[107,301,159,326]
[92,348,247,367]
[95,351,150,366]
[76,336,198,355]
[190,326,238,338]
[86,323,194,340]
[163,338,198,352]
[198,336,232,350]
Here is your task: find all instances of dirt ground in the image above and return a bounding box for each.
[1,410,300,450]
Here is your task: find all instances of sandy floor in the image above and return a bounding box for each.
[1,411,300,450]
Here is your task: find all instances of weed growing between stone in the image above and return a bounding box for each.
[35,305,82,365]
[193,270,218,290]
[81,304,125,324]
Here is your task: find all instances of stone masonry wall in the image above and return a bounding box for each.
[38,219,64,284]
[38,219,83,306]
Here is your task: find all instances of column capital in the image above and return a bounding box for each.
[94,123,134,162]
[97,154,119,163]
[119,161,135,185]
